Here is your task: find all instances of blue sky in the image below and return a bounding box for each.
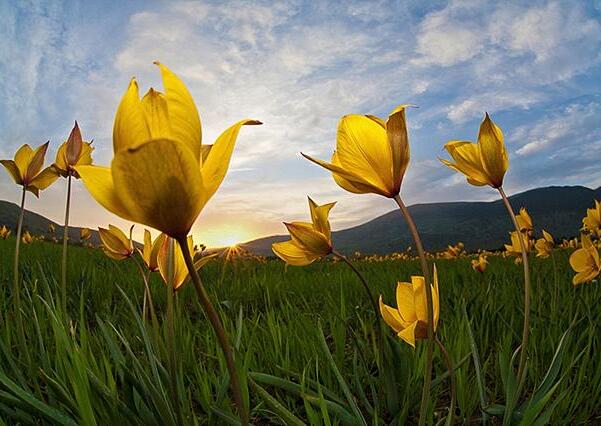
[1,0,600,246]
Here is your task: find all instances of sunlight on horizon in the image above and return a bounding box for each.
[197,225,255,248]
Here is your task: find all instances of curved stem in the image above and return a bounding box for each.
[61,174,72,321]
[435,336,456,425]
[393,194,434,426]
[13,187,29,362]
[177,237,248,425]
[498,187,531,386]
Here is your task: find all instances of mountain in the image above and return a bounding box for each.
[0,200,101,245]
[242,186,601,256]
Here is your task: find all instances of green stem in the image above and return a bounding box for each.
[61,174,72,321]
[177,237,248,425]
[165,239,183,425]
[393,194,434,426]
[498,187,531,387]
[13,187,30,365]
[435,336,456,425]
[132,255,159,343]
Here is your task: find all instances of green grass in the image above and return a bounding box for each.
[0,237,599,424]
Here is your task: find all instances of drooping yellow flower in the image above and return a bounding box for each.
[53,121,94,178]
[569,234,601,285]
[139,229,167,272]
[535,230,554,258]
[21,231,33,244]
[158,236,216,290]
[272,197,336,266]
[302,105,411,198]
[471,254,488,273]
[80,227,92,242]
[441,113,508,188]
[0,225,10,239]
[75,62,261,239]
[516,208,533,234]
[1,142,59,196]
[99,225,134,260]
[582,200,601,237]
[505,231,533,256]
[379,265,440,347]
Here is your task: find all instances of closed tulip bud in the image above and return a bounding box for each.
[441,113,508,188]
[379,265,440,347]
[1,142,59,197]
[54,121,94,178]
[302,105,411,198]
[272,197,336,266]
[99,225,134,260]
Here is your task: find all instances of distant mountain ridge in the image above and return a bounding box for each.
[0,200,100,245]
[241,186,601,256]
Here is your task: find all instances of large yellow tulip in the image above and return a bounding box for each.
[53,121,94,178]
[302,105,411,198]
[76,62,261,239]
[569,234,601,285]
[1,142,58,196]
[441,113,508,188]
[379,266,440,347]
[272,197,336,266]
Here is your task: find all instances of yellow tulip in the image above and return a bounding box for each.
[272,197,336,266]
[505,231,532,256]
[80,227,92,241]
[535,230,554,258]
[582,200,601,237]
[0,225,10,239]
[443,242,463,259]
[441,113,508,188]
[1,142,59,196]
[569,234,601,285]
[158,235,216,290]
[99,225,134,260]
[21,231,33,244]
[48,224,56,234]
[53,121,94,178]
[379,265,440,347]
[302,105,411,198]
[139,229,167,272]
[516,208,533,234]
[471,254,488,273]
[75,62,261,239]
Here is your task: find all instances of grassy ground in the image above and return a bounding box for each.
[0,237,598,424]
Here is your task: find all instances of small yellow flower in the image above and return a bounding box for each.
[582,200,601,237]
[272,197,335,266]
[535,230,554,258]
[441,113,508,188]
[0,225,10,239]
[53,121,94,178]
[158,236,216,290]
[443,242,464,259]
[80,227,92,242]
[379,265,440,347]
[471,254,488,273]
[99,225,134,260]
[1,142,59,197]
[75,62,261,239]
[505,231,532,256]
[302,105,411,198]
[569,234,600,285]
[21,231,33,244]
[516,208,533,234]
[139,229,167,272]
[48,223,56,234]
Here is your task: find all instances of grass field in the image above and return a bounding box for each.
[0,237,598,425]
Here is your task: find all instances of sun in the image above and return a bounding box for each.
[199,226,253,248]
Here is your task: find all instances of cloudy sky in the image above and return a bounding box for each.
[1,0,600,246]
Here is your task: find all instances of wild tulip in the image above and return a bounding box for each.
[582,200,601,237]
[535,230,554,259]
[471,254,488,273]
[0,226,10,239]
[569,234,601,285]
[99,225,134,260]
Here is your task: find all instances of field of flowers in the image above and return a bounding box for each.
[1,63,600,425]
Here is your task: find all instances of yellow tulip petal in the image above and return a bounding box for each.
[28,166,59,194]
[379,295,405,334]
[201,119,262,205]
[14,144,34,178]
[336,114,394,193]
[155,62,202,160]
[75,165,136,222]
[0,160,23,184]
[386,105,410,191]
[477,113,508,188]
[25,142,49,183]
[76,142,94,167]
[441,141,490,186]
[395,282,418,325]
[398,321,418,348]
[308,197,335,239]
[54,141,69,174]
[112,138,203,238]
[113,78,151,153]
[411,276,428,323]
[569,248,590,272]
[432,264,440,331]
[272,240,319,266]
[285,222,331,255]
[141,88,171,140]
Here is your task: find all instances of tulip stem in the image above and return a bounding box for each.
[61,174,72,322]
[13,187,29,364]
[393,194,434,426]
[132,255,159,342]
[498,187,531,389]
[435,336,456,425]
[178,237,248,425]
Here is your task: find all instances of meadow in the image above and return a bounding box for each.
[0,237,597,425]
